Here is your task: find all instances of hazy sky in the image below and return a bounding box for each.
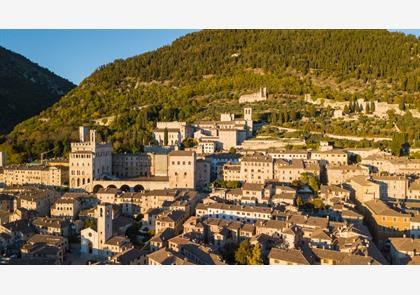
[0,29,418,85]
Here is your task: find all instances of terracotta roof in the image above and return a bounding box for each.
[268,248,310,265]
[389,238,420,252]
[169,151,195,157]
[311,248,380,265]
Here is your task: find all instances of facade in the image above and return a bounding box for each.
[274,159,320,183]
[362,155,420,175]
[196,203,272,223]
[223,163,241,182]
[349,176,380,203]
[311,150,348,165]
[327,164,369,185]
[50,198,81,220]
[267,150,309,160]
[240,154,273,184]
[112,153,151,178]
[372,175,408,201]
[363,199,410,246]
[3,165,68,187]
[168,151,196,189]
[18,190,60,216]
[69,127,112,189]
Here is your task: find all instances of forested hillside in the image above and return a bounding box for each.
[2,30,420,163]
[0,46,75,134]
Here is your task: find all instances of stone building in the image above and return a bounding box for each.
[168,151,196,189]
[80,203,131,258]
[349,176,380,203]
[273,159,320,183]
[311,150,348,165]
[69,127,112,189]
[240,154,273,184]
[153,122,193,146]
[3,165,68,187]
[112,152,151,178]
[326,164,369,185]
[239,87,268,103]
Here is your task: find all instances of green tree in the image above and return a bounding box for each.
[371,101,376,112]
[390,133,409,156]
[365,102,371,114]
[248,244,263,265]
[83,219,97,231]
[300,172,319,193]
[235,240,252,265]
[355,102,361,113]
[343,104,349,114]
[234,240,263,265]
[163,127,168,146]
[182,137,197,148]
[399,98,406,111]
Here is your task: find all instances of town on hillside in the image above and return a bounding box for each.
[1,94,420,266]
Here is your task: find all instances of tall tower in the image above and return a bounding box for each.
[244,107,252,121]
[244,108,253,136]
[97,204,113,249]
[79,126,89,142]
[89,129,97,145]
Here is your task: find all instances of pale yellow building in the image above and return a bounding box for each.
[274,159,320,183]
[3,165,68,187]
[311,150,348,165]
[327,164,369,185]
[168,151,196,189]
[50,198,81,220]
[240,154,273,184]
[349,175,380,203]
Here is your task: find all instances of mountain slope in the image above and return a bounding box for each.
[3,29,420,163]
[0,46,75,134]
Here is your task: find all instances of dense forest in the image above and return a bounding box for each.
[2,29,420,163]
[0,46,75,134]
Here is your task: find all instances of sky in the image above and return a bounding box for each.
[0,29,419,85]
[0,30,196,84]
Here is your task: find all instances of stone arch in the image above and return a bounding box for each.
[93,184,104,193]
[120,184,131,192]
[107,184,117,189]
[133,184,145,192]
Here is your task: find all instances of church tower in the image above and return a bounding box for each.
[97,204,113,249]
[244,108,253,136]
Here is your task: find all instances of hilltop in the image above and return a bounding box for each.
[0,46,75,134]
[2,29,420,163]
